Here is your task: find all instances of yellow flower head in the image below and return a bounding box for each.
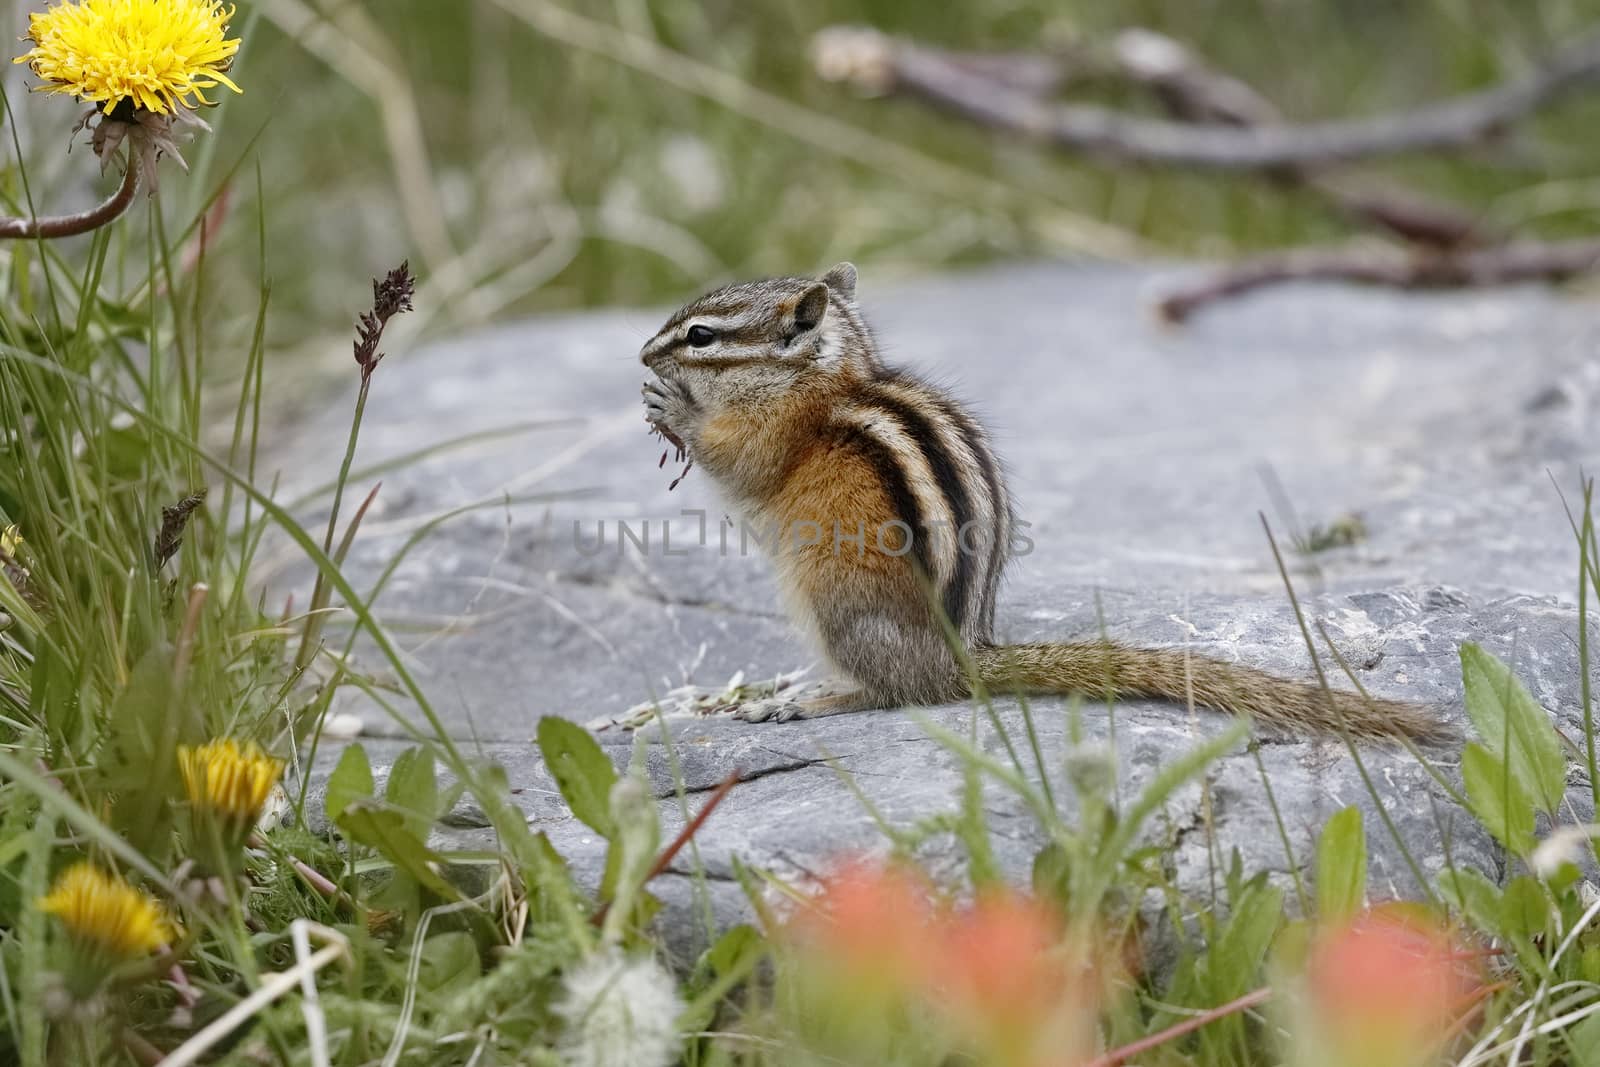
[38,862,171,959]
[178,738,284,825]
[14,0,242,115]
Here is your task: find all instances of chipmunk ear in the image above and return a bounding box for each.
[793,282,830,335]
[821,262,857,301]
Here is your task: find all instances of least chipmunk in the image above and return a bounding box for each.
[640,264,1438,739]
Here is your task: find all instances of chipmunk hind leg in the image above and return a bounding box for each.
[734,607,962,723]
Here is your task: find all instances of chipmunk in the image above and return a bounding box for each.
[640,264,1439,739]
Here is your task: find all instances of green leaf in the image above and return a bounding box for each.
[85,419,153,482]
[704,924,763,981]
[472,762,581,915]
[29,639,84,750]
[1437,868,1503,936]
[1316,806,1367,924]
[1546,859,1583,896]
[1102,719,1249,870]
[417,931,481,996]
[1571,1011,1600,1067]
[1191,880,1282,1059]
[1462,741,1536,855]
[1211,881,1283,999]
[99,643,199,860]
[373,868,423,920]
[958,762,1000,889]
[599,776,662,943]
[683,924,768,1031]
[1460,644,1567,815]
[536,717,618,837]
[1031,842,1071,902]
[1500,876,1552,943]
[336,800,457,898]
[386,746,438,840]
[325,744,373,823]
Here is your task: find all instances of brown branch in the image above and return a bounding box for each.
[0,159,139,239]
[1086,986,1274,1067]
[1310,179,1485,248]
[816,24,1600,315]
[1103,28,1279,126]
[1095,30,1487,247]
[814,25,1600,170]
[819,26,1486,248]
[915,47,1078,99]
[1155,236,1600,322]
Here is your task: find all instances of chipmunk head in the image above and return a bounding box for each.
[640,263,871,393]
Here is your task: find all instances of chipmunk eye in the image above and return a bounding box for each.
[686,325,716,347]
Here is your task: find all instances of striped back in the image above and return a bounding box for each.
[830,366,1012,644]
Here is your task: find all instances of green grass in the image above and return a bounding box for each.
[4,1,1600,1064]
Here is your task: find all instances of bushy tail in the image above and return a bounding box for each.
[973,641,1444,741]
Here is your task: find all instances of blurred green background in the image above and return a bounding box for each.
[14,0,1600,361]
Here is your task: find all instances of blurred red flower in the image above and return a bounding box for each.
[1303,904,1482,1067]
[787,856,937,989]
[788,861,1098,1067]
[933,890,1096,1067]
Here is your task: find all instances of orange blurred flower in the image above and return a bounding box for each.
[787,857,936,990]
[1302,905,1482,1067]
[933,890,1096,1067]
[787,861,1098,1067]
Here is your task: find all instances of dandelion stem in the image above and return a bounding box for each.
[0,158,139,239]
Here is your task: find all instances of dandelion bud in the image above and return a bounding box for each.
[177,738,285,880]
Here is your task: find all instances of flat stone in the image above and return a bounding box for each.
[272,264,1600,964]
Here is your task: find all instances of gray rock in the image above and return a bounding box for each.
[272,264,1600,965]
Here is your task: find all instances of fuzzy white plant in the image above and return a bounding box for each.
[554,948,682,1067]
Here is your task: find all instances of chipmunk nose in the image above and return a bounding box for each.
[640,336,668,369]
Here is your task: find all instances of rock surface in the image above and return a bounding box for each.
[270,264,1600,963]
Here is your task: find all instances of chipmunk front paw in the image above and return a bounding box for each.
[642,375,697,447]
[733,683,875,723]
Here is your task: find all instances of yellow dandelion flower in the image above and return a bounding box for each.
[178,738,284,825]
[38,862,171,959]
[14,0,242,116]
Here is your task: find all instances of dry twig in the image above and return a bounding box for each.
[814,25,1600,170]
[814,23,1600,318]
[1156,237,1600,323]
[819,26,1488,248]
